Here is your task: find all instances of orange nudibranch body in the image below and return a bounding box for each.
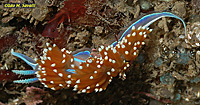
[12,12,187,93]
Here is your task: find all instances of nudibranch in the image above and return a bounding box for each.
[11,12,187,93]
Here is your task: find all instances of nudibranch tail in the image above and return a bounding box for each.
[112,12,187,46]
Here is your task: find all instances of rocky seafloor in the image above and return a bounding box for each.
[0,0,200,105]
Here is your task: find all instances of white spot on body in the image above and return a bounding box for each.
[61,48,65,52]
[132,26,135,30]
[111,68,115,72]
[107,72,111,75]
[71,64,75,68]
[44,85,48,88]
[97,65,101,68]
[117,44,120,48]
[109,58,112,62]
[66,80,71,84]
[53,69,57,73]
[48,47,52,51]
[68,75,71,78]
[51,87,55,90]
[99,88,103,92]
[127,64,130,67]
[90,76,93,79]
[134,47,137,50]
[36,73,41,78]
[40,56,43,60]
[59,84,63,87]
[43,56,47,60]
[79,66,83,69]
[112,60,116,64]
[34,58,38,61]
[42,78,46,81]
[86,86,90,89]
[109,79,112,82]
[53,44,56,47]
[74,85,78,88]
[100,61,103,64]
[46,42,50,47]
[76,79,80,83]
[132,32,136,36]
[139,32,143,35]
[122,45,125,48]
[67,84,70,87]
[113,49,117,53]
[124,39,127,43]
[137,41,140,45]
[96,83,99,87]
[98,48,102,52]
[87,59,92,63]
[71,58,73,62]
[104,52,107,55]
[41,71,46,73]
[138,26,141,30]
[82,89,86,93]
[62,59,66,63]
[44,48,48,52]
[86,64,89,67]
[142,42,145,45]
[105,47,109,51]
[125,51,129,55]
[95,88,98,92]
[51,63,56,67]
[47,57,51,60]
[105,56,108,60]
[41,61,45,64]
[63,54,66,58]
[58,73,63,77]
[100,46,104,49]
